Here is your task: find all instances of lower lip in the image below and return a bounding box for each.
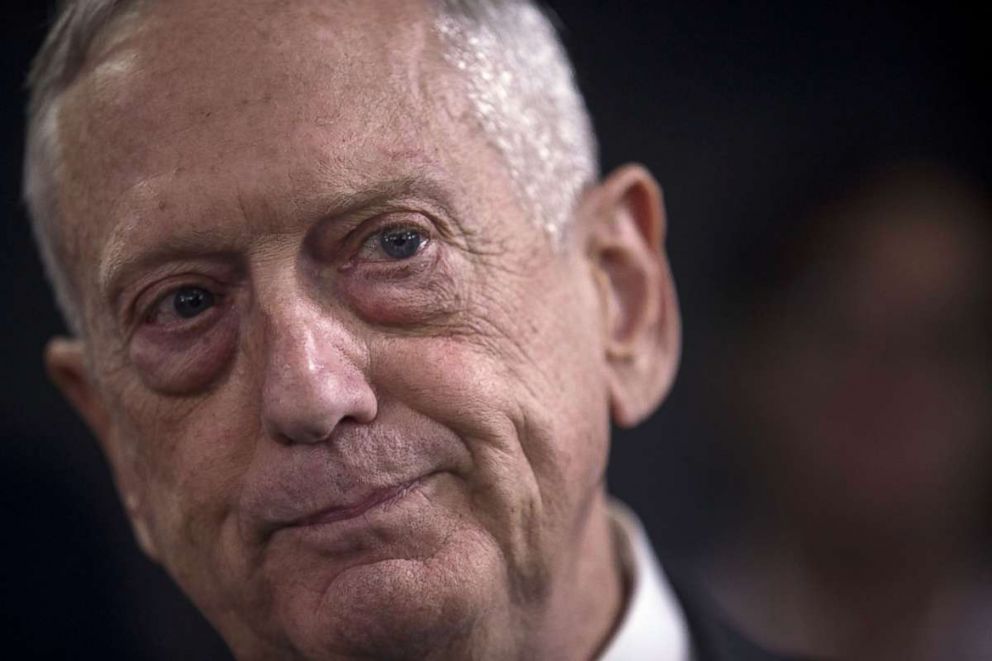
[293,478,425,528]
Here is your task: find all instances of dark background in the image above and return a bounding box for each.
[2,2,988,658]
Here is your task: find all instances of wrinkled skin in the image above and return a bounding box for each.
[45,1,679,659]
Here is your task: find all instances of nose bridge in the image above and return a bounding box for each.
[259,288,377,445]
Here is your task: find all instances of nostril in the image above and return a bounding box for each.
[259,309,378,446]
[263,387,346,445]
[261,369,378,446]
[270,419,335,446]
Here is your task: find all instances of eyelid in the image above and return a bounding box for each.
[129,276,226,331]
[345,214,436,263]
[358,226,431,260]
[147,286,219,324]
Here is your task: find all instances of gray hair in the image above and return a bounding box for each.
[23,0,599,335]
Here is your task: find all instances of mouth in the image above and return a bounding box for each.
[289,476,427,529]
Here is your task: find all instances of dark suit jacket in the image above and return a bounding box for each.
[665,564,823,661]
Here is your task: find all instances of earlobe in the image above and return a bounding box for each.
[44,338,160,561]
[586,164,682,428]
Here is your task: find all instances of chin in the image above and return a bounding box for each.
[268,530,508,660]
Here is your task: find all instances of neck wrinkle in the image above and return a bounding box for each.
[527,489,626,661]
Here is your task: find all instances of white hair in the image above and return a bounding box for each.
[23,0,599,335]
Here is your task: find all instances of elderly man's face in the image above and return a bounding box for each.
[46,0,677,657]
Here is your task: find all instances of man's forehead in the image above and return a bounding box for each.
[95,0,437,65]
[62,0,445,161]
[52,0,529,302]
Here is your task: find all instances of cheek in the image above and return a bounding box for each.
[367,330,609,589]
[129,312,240,394]
[370,319,607,496]
[124,398,249,503]
[116,383,258,586]
[372,337,500,430]
[114,345,259,522]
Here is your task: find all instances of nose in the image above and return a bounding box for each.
[260,304,377,445]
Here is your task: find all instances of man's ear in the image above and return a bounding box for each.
[585,164,681,428]
[45,338,111,441]
[45,338,160,560]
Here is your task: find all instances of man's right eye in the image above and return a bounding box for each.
[130,281,236,393]
[145,285,219,325]
[173,286,216,319]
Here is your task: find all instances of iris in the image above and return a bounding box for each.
[173,287,215,319]
[379,229,423,259]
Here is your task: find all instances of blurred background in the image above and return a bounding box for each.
[2,1,989,659]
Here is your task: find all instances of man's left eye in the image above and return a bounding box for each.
[372,227,428,260]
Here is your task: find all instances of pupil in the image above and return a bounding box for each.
[174,287,214,319]
[379,229,422,259]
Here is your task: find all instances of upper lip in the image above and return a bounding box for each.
[286,475,426,528]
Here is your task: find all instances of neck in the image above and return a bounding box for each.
[527,490,626,661]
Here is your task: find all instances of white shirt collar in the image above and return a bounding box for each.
[599,500,693,661]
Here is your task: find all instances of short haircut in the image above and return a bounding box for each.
[23,0,599,334]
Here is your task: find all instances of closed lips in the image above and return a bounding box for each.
[290,476,426,528]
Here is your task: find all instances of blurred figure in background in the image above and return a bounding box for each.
[702,163,992,659]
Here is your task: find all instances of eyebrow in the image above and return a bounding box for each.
[291,175,463,236]
[98,174,464,308]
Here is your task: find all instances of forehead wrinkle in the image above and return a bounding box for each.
[96,207,252,303]
[96,174,173,294]
[75,3,437,141]
[64,1,454,204]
